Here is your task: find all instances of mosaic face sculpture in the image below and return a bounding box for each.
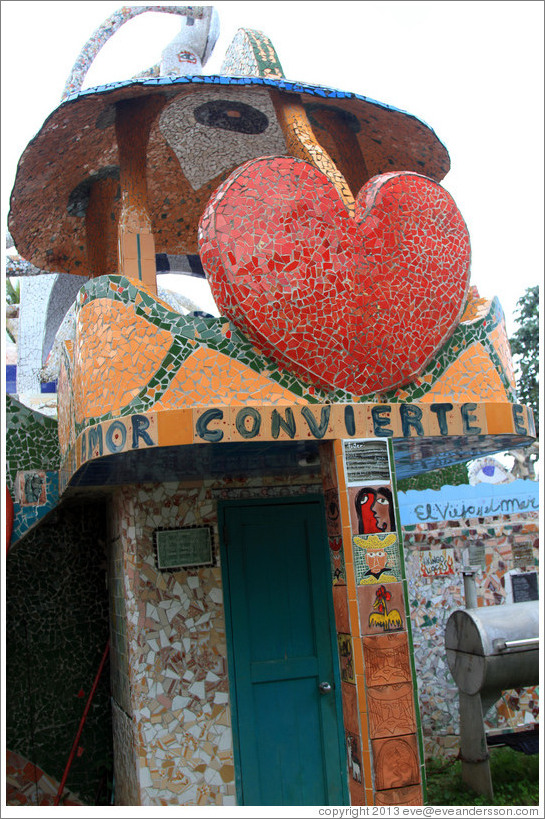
[8,80,450,277]
[199,157,470,394]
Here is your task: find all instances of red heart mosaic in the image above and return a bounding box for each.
[199,157,470,394]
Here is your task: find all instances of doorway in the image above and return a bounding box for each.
[219,496,348,806]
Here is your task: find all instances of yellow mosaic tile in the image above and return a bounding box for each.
[460,287,491,323]
[150,347,307,410]
[419,341,508,403]
[270,90,355,215]
[489,321,517,392]
[74,300,172,422]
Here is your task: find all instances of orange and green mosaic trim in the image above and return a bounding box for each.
[67,275,517,443]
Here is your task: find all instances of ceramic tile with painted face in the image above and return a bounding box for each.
[367,682,416,738]
[349,484,396,535]
[353,533,401,585]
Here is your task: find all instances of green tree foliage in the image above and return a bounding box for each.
[6,277,20,304]
[509,285,539,435]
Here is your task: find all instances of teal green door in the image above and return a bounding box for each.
[220,498,348,806]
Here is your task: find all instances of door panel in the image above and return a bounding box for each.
[221,499,347,806]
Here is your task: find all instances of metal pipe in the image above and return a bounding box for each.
[462,568,478,608]
[493,637,539,652]
[53,640,110,805]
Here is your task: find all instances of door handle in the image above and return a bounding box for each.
[319,681,332,694]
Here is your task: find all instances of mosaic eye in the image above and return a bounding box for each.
[177,50,198,64]
[193,100,269,134]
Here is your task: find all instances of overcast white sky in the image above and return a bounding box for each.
[2,0,543,334]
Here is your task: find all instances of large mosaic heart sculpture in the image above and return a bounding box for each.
[198,157,471,395]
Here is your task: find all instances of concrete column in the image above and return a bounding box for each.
[16,275,57,395]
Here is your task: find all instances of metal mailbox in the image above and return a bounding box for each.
[445,600,539,698]
[444,598,539,798]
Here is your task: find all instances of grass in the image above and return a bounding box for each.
[425,746,541,806]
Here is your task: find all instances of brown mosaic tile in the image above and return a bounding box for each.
[341,681,360,734]
[332,585,350,632]
[362,633,411,687]
[367,683,416,739]
[371,734,420,790]
[374,784,423,806]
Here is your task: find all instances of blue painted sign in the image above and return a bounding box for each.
[398,480,539,525]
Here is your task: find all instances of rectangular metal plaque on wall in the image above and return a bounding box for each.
[154,526,214,570]
[511,571,539,603]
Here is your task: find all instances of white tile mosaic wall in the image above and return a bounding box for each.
[108,474,321,805]
[159,87,287,190]
[109,482,234,805]
[403,512,539,759]
[17,275,57,393]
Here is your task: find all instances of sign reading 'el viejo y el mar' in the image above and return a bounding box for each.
[67,401,535,476]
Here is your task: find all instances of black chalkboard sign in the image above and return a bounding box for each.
[511,572,539,603]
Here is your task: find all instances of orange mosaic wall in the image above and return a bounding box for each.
[58,278,517,467]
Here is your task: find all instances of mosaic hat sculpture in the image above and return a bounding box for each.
[9,4,471,396]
